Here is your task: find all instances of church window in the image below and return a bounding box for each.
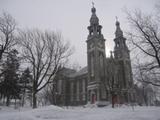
[58,80,62,94]
[77,81,79,101]
[90,53,94,77]
[79,80,82,101]
[73,82,77,100]
[82,80,86,101]
[99,53,104,76]
[70,82,74,102]
[117,43,119,47]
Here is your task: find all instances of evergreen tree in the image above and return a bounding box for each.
[0,49,20,106]
[19,68,32,106]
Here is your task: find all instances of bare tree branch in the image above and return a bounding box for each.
[0,12,17,60]
[17,29,73,108]
[125,8,160,87]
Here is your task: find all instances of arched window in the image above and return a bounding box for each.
[99,53,104,76]
[90,53,94,77]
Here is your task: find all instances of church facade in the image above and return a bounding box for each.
[54,6,134,106]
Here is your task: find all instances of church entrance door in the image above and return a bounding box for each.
[91,94,96,104]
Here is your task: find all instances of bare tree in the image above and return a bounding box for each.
[0,12,17,97]
[125,7,160,87]
[17,29,73,108]
[0,12,17,60]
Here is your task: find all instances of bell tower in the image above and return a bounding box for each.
[86,5,107,105]
[113,19,134,103]
[114,19,130,60]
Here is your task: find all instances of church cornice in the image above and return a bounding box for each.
[86,34,105,42]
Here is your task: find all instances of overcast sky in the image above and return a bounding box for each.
[0,0,157,67]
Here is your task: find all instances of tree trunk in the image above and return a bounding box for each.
[32,91,37,108]
[6,95,10,106]
[112,94,114,108]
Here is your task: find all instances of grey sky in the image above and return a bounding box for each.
[0,0,157,67]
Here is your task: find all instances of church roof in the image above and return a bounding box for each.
[58,67,76,76]
[69,66,88,78]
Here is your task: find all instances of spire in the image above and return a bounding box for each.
[88,3,102,36]
[114,17,129,59]
[115,17,123,38]
[90,3,99,26]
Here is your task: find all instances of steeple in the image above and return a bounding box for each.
[90,4,99,26]
[114,18,129,59]
[87,4,102,37]
[86,4,106,106]
[115,17,123,38]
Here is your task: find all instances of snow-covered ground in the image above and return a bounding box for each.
[0,105,160,120]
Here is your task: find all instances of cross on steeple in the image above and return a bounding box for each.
[92,2,94,7]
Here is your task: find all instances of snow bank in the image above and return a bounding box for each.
[0,105,160,120]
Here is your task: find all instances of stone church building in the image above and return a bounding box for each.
[54,6,134,106]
